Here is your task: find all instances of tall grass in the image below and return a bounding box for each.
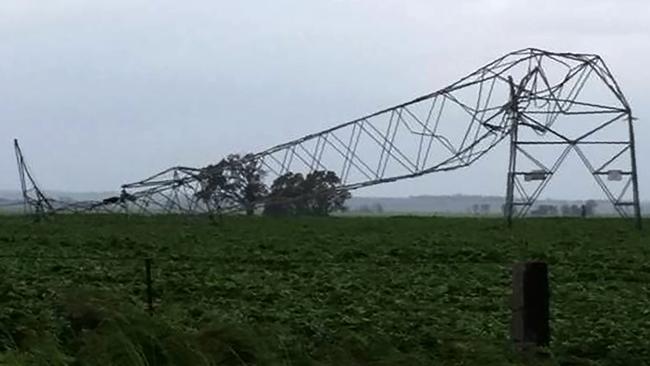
[1,289,530,365]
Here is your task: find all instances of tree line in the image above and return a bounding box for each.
[501,200,598,217]
[194,154,350,216]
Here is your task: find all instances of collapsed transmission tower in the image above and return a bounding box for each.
[14,48,642,226]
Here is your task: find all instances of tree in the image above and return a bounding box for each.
[357,204,372,214]
[560,204,571,216]
[236,154,269,215]
[263,172,306,216]
[584,200,598,217]
[195,154,268,215]
[263,170,350,216]
[302,170,350,215]
[531,204,559,217]
[480,204,490,215]
[195,163,226,209]
[560,204,582,217]
[571,204,581,216]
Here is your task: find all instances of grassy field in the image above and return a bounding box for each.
[0,215,648,365]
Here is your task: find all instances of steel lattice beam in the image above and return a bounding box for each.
[13,48,642,226]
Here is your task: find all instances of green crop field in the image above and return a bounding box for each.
[0,215,648,365]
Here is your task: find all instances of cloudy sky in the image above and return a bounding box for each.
[1,0,648,199]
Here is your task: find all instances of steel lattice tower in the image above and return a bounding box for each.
[13,49,642,227]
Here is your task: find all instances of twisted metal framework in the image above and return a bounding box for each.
[13,139,54,214]
[13,49,641,226]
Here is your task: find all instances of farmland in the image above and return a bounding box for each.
[0,215,648,365]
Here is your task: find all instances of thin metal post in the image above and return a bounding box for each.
[144,258,154,315]
[14,139,28,214]
[505,76,520,227]
[626,114,642,230]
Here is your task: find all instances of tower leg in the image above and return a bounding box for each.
[505,77,520,227]
[627,114,642,229]
[506,128,518,227]
[14,139,29,214]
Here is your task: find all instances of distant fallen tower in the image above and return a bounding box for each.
[15,49,642,227]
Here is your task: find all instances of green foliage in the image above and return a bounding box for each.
[196,153,268,215]
[264,170,351,216]
[0,215,648,365]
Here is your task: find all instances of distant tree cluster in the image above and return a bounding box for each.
[263,171,351,216]
[531,204,559,217]
[501,200,599,218]
[561,200,598,217]
[195,154,350,216]
[560,204,582,217]
[195,153,267,215]
[471,203,491,215]
[356,203,384,214]
[527,200,598,217]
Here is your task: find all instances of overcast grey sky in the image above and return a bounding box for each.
[1,0,648,199]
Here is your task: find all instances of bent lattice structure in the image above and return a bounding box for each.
[14,48,642,227]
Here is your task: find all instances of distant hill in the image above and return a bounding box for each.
[1,189,648,216]
[0,190,118,202]
[0,190,119,213]
[0,197,18,205]
[346,195,648,216]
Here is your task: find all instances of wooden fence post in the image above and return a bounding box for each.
[511,261,550,349]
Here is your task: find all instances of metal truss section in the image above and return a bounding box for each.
[13,48,642,226]
[500,50,640,228]
[119,167,214,214]
[13,139,54,214]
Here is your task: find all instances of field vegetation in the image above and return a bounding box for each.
[0,215,648,365]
